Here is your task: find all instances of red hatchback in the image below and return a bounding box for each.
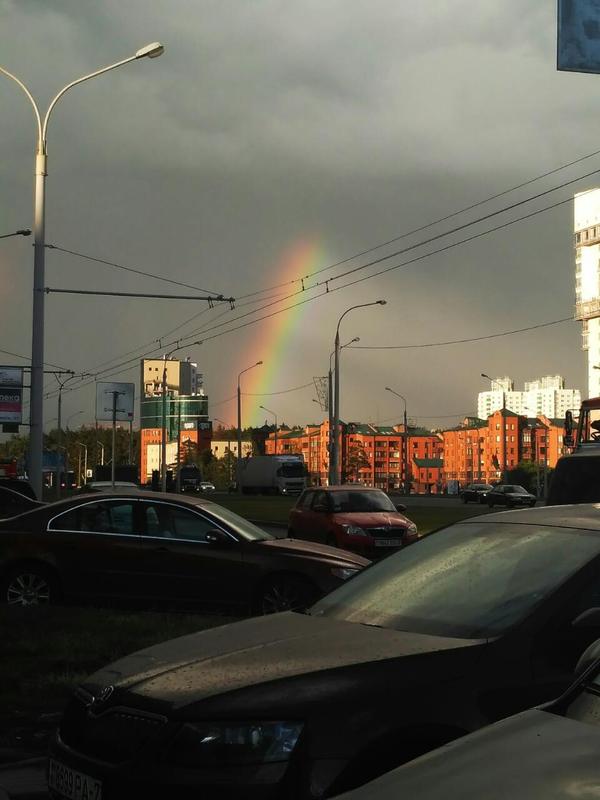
[288,485,418,558]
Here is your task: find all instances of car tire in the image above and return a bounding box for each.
[488,501,494,508]
[1,563,60,606]
[257,574,319,615]
[287,527,296,538]
[461,496,468,504]
[326,534,338,548]
[529,500,536,507]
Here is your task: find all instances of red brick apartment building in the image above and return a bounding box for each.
[264,413,566,493]
[265,421,443,492]
[442,412,566,486]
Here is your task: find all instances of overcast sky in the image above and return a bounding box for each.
[0,0,597,434]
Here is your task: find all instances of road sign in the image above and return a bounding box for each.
[0,367,23,424]
[558,0,600,73]
[95,382,135,422]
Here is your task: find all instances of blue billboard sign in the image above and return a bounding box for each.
[558,0,600,73]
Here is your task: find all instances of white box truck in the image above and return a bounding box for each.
[239,455,307,495]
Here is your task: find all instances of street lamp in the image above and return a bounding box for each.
[96,440,105,466]
[0,42,164,500]
[259,405,278,454]
[237,361,263,493]
[328,337,359,485]
[76,441,88,487]
[0,229,31,239]
[385,387,410,495]
[481,373,507,483]
[160,340,202,492]
[331,302,386,485]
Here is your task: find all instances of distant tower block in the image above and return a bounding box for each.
[574,189,600,398]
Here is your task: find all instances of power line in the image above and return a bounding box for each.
[243,382,314,396]
[46,244,226,297]
[0,347,69,372]
[44,287,235,304]
[349,317,573,349]
[235,149,600,300]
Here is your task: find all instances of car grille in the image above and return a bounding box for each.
[60,693,167,764]
[364,527,405,539]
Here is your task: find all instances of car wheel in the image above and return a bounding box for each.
[258,575,319,615]
[2,564,59,606]
[287,527,297,538]
[529,500,536,507]
[488,501,494,508]
[326,534,338,548]
[461,495,467,504]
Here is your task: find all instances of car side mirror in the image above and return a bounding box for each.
[395,503,407,513]
[205,529,230,545]
[572,607,600,629]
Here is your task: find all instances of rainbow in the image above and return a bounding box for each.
[240,239,326,424]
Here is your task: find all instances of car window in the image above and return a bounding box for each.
[296,490,314,510]
[142,503,221,543]
[49,501,135,535]
[312,490,330,510]
[329,490,395,513]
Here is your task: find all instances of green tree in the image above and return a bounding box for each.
[346,444,371,483]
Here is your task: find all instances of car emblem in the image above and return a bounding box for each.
[89,685,114,712]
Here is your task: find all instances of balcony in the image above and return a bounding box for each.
[575,298,600,321]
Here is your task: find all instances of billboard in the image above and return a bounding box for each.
[0,367,23,424]
[558,0,600,73]
[95,382,135,422]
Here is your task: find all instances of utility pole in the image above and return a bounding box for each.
[109,390,123,490]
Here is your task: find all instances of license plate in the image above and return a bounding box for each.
[374,539,402,547]
[48,759,102,800]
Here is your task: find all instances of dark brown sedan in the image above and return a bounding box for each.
[0,493,368,613]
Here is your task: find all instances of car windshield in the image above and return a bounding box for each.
[277,462,306,477]
[330,490,396,513]
[505,485,527,494]
[310,522,600,638]
[203,503,275,541]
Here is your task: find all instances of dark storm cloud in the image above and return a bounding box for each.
[0,0,593,429]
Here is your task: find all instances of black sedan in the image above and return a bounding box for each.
[48,505,600,800]
[459,483,493,504]
[0,493,368,612]
[486,483,536,508]
[0,485,43,519]
[337,643,600,800]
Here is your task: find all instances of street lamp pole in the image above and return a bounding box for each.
[160,340,202,492]
[385,387,410,494]
[481,373,508,483]
[214,418,234,484]
[237,361,263,493]
[328,338,359,486]
[0,42,164,500]
[332,302,386,485]
[259,405,278,454]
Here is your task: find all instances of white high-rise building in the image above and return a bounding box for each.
[575,189,600,398]
[477,376,580,420]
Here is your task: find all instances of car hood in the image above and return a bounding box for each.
[83,612,484,710]
[254,536,370,566]
[341,708,600,800]
[331,511,412,528]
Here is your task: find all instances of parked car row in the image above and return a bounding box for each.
[37,502,600,800]
[460,482,536,507]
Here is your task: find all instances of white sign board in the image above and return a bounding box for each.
[0,367,23,423]
[558,0,600,73]
[0,367,23,387]
[95,382,135,422]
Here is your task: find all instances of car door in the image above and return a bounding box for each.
[46,498,143,601]
[137,499,247,607]
[289,490,317,538]
[296,490,331,543]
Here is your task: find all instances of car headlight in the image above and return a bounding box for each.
[340,524,368,537]
[168,721,303,767]
[331,567,359,580]
[407,523,418,534]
